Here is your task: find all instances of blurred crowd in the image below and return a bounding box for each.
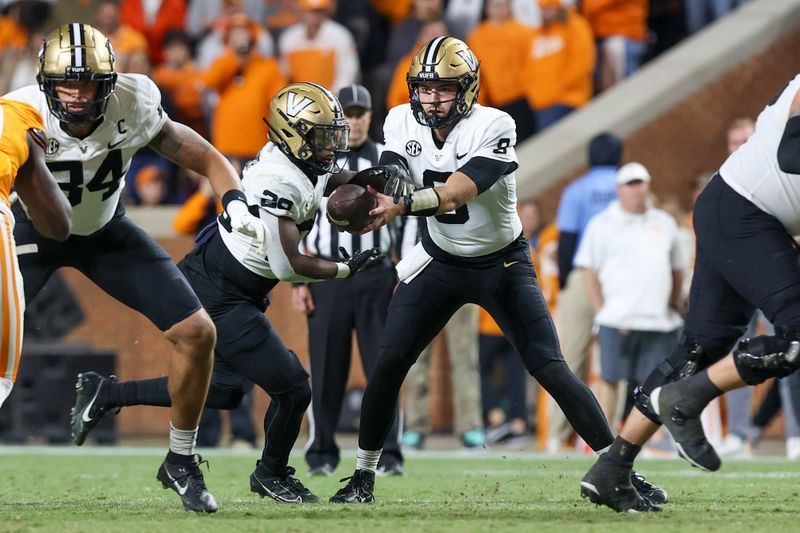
[1,0,749,210]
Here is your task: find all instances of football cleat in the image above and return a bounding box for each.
[250,463,320,503]
[376,457,405,477]
[70,371,116,446]
[651,385,721,471]
[400,430,425,450]
[580,456,660,513]
[156,455,218,513]
[461,427,486,449]
[329,469,375,503]
[631,470,668,506]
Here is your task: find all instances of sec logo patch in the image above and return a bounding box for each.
[405,140,422,157]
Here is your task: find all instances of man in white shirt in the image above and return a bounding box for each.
[575,162,686,425]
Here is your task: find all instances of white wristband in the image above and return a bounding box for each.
[335,262,350,279]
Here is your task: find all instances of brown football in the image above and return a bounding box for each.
[327,183,378,233]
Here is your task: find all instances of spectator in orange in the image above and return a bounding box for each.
[278,0,359,91]
[537,221,560,314]
[385,20,447,111]
[371,0,413,24]
[153,30,206,137]
[469,0,536,140]
[202,13,287,165]
[0,2,27,51]
[265,0,300,38]
[95,0,149,73]
[120,0,186,65]
[194,0,275,69]
[581,0,648,91]
[173,171,223,235]
[523,0,595,131]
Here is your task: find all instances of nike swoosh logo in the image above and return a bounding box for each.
[503,261,519,268]
[81,384,103,423]
[255,477,301,502]
[107,138,125,149]
[456,152,468,160]
[164,469,190,495]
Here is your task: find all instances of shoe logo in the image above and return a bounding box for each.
[456,152,468,160]
[81,383,103,423]
[165,469,190,495]
[107,137,125,149]
[503,261,519,268]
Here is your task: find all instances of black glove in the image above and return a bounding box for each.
[339,246,384,278]
[383,163,415,204]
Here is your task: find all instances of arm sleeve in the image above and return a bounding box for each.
[558,231,578,289]
[778,114,800,174]
[458,113,518,193]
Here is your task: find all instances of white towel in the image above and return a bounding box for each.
[395,242,433,284]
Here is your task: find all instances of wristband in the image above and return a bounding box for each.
[404,187,440,216]
[335,262,350,279]
[222,189,248,211]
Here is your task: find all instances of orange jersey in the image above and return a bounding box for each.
[523,10,595,110]
[581,0,648,42]
[153,63,205,134]
[386,52,414,111]
[0,17,27,50]
[469,20,533,107]
[202,51,287,158]
[536,223,560,315]
[0,98,44,206]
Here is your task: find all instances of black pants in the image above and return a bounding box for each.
[642,174,800,395]
[305,264,403,469]
[358,239,613,452]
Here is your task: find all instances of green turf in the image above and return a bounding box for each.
[2,448,799,532]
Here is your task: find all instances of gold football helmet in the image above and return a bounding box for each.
[266,82,349,174]
[37,23,117,123]
[406,36,480,128]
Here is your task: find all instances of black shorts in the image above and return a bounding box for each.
[386,235,564,373]
[179,230,309,394]
[13,202,201,331]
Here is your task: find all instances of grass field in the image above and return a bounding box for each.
[2,446,799,532]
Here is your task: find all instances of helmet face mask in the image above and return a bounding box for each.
[267,82,350,175]
[406,36,480,129]
[37,23,117,124]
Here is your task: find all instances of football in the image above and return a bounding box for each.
[327,183,377,233]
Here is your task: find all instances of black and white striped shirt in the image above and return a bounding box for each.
[302,138,397,260]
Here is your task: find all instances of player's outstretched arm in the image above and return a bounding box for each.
[15,130,71,241]
[148,118,242,198]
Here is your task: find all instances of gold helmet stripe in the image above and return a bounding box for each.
[68,23,87,69]
[422,35,447,74]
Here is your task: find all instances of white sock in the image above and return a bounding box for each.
[169,422,198,456]
[0,377,12,409]
[355,447,382,472]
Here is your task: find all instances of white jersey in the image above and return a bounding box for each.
[220,142,331,278]
[4,74,167,235]
[383,103,522,258]
[721,74,800,234]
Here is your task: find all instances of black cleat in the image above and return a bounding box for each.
[250,463,320,503]
[376,457,404,477]
[651,385,721,471]
[631,470,668,506]
[70,372,116,446]
[580,456,660,513]
[157,455,218,513]
[329,469,375,503]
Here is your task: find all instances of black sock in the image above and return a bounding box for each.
[100,377,171,409]
[672,370,723,417]
[166,450,195,465]
[603,437,641,469]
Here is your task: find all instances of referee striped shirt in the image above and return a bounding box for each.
[303,138,397,260]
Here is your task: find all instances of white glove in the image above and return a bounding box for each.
[226,198,270,254]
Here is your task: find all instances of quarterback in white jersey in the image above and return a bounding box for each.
[581,75,800,513]
[70,82,387,505]
[7,24,267,514]
[331,37,626,505]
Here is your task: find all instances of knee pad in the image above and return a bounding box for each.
[281,379,312,411]
[733,334,800,385]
